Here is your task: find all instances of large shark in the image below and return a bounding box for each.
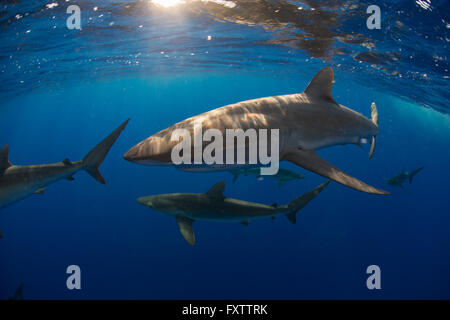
[230,167,305,187]
[137,180,329,245]
[0,119,129,208]
[124,67,388,195]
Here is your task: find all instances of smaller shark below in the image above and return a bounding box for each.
[386,167,424,190]
[137,180,329,245]
[230,167,305,187]
[0,119,129,209]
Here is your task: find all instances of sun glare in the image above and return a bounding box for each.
[151,0,186,8]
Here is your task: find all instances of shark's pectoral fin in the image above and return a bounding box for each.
[34,187,46,195]
[175,216,195,246]
[283,148,389,195]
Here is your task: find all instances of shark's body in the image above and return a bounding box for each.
[230,167,304,187]
[137,180,329,245]
[0,120,129,209]
[124,67,388,195]
[386,167,424,189]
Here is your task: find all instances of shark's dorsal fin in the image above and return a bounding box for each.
[206,181,226,200]
[0,144,12,171]
[304,67,336,103]
[175,216,195,246]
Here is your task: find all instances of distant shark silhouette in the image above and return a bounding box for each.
[230,167,304,187]
[0,120,129,208]
[386,167,424,190]
[124,67,388,195]
[8,282,24,300]
[137,180,329,246]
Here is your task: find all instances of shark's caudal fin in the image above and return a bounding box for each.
[283,148,389,195]
[82,119,129,184]
[409,166,424,184]
[286,181,330,224]
[175,215,195,246]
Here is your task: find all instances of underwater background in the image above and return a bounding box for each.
[0,0,449,299]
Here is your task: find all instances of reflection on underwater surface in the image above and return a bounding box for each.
[0,0,448,112]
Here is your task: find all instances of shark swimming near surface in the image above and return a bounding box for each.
[0,119,129,209]
[124,67,388,195]
[230,167,305,187]
[386,167,424,190]
[137,180,329,245]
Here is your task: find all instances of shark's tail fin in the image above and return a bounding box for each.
[82,119,129,184]
[285,181,330,224]
[409,166,424,184]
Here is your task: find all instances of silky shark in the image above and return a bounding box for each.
[230,167,305,187]
[124,67,388,195]
[137,180,329,246]
[0,119,129,208]
[386,166,424,189]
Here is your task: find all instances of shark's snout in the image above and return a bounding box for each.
[123,144,139,162]
[123,136,173,165]
[137,196,152,206]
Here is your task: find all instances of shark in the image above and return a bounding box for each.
[137,180,329,245]
[0,119,129,209]
[230,167,305,187]
[123,67,388,195]
[8,282,24,300]
[386,166,424,189]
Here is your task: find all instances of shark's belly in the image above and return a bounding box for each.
[0,165,81,208]
[183,202,281,222]
[0,181,40,208]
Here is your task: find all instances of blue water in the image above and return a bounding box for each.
[0,0,449,299]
